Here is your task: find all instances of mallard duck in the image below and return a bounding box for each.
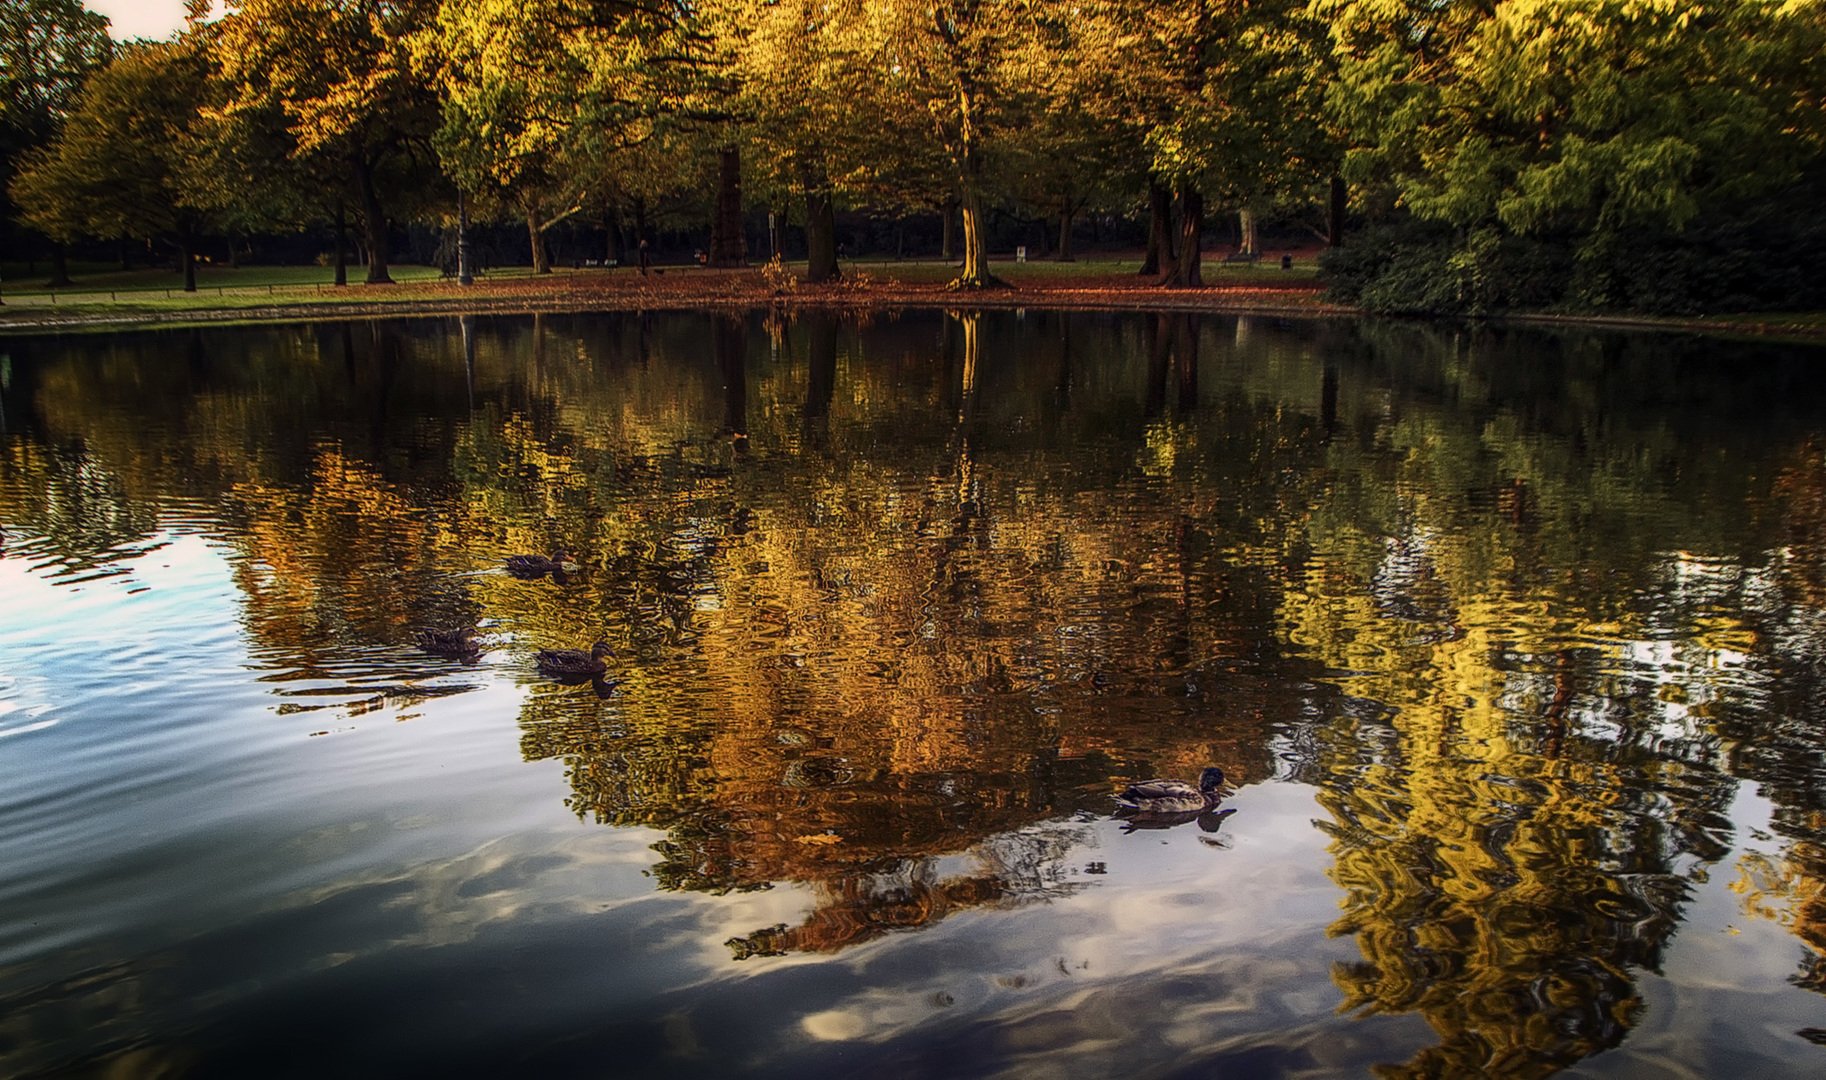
[535,640,614,677]
[1116,767,1228,814]
[506,551,581,577]
[415,626,479,658]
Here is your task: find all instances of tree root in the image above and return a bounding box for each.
[944,272,1013,291]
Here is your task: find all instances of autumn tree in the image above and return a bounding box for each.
[1078,0,1321,286]
[837,0,1057,289]
[211,0,440,285]
[422,0,725,275]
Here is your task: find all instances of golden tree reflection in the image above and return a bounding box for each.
[8,313,1826,1074]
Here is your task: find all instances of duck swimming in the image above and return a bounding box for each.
[1116,767,1228,814]
[535,641,614,677]
[415,627,479,658]
[506,551,581,577]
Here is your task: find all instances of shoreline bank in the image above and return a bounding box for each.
[2,268,1821,342]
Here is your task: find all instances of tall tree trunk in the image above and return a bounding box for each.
[1056,199,1075,262]
[711,145,745,267]
[48,242,73,287]
[1238,208,1258,256]
[941,197,958,261]
[803,158,839,283]
[333,201,349,286]
[1163,187,1204,287]
[226,232,240,269]
[180,236,196,293]
[355,158,392,284]
[526,209,551,274]
[767,207,781,259]
[1328,175,1347,247]
[604,215,622,265]
[1140,182,1175,276]
[953,185,1002,289]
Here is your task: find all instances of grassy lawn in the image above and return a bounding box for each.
[1,262,445,299]
[0,255,1325,318]
[840,253,1323,286]
[1701,311,1826,329]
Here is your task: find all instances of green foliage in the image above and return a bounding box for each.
[10,41,217,250]
[1317,0,1826,314]
[0,0,112,146]
[1322,218,1568,316]
[0,0,113,250]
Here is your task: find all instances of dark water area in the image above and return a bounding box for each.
[3,310,1826,1077]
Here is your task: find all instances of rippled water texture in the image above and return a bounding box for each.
[4,311,1826,1077]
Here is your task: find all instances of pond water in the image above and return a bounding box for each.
[3,310,1826,1077]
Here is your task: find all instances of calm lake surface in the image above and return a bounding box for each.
[3,310,1826,1077]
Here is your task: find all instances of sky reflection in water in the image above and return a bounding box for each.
[2,311,1826,1077]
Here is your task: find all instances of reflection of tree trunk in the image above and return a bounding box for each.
[711,145,745,267]
[1321,362,1339,443]
[1145,314,1170,418]
[460,315,476,411]
[371,324,398,434]
[1173,315,1199,414]
[803,154,839,283]
[804,315,837,447]
[341,322,356,382]
[1140,182,1174,276]
[333,201,349,287]
[716,315,747,441]
[1056,313,1073,406]
[1162,187,1204,287]
[958,312,979,408]
[1543,650,1577,759]
[355,157,393,284]
[943,311,981,423]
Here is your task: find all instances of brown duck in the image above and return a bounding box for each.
[1116,767,1228,814]
[506,551,581,577]
[535,641,614,677]
[415,627,479,658]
